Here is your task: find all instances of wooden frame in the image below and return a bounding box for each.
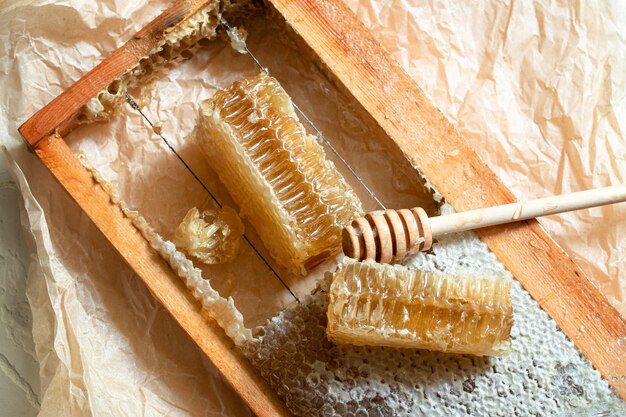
[19,0,625,411]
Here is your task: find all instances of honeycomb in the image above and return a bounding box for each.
[77,0,255,123]
[327,259,512,356]
[196,73,364,275]
[76,152,251,344]
[173,206,244,264]
[243,240,618,416]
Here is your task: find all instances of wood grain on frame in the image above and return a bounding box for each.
[19,0,213,148]
[266,0,626,399]
[35,134,290,417]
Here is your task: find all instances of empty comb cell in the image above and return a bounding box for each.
[327,259,513,356]
[196,73,364,275]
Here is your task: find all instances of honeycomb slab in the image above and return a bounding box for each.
[196,73,363,275]
[327,259,512,356]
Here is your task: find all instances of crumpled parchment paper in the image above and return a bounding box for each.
[0,0,624,415]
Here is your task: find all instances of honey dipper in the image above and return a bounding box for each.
[342,184,626,263]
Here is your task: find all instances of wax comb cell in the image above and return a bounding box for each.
[173,206,244,264]
[327,259,513,356]
[196,73,364,275]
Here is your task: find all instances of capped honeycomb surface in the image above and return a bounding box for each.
[327,259,512,356]
[173,206,244,264]
[196,73,364,275]
[243,216,620,416]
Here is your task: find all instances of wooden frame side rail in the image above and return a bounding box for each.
[19,0,211,147]
[19,0,625,408]
[19,1,290,416]
[35,133,291,416]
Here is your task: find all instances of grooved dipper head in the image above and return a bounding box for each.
[342,208,432,264]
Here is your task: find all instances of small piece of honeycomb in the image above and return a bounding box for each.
[327,259,512,356]
[173,206,244,264]
[196,73,363,275]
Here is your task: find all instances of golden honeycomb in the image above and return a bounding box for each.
[196,73,364,275]
[173,206,244,264]
[327,259,512,356]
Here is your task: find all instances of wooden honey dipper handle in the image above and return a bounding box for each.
[343,184,626,263]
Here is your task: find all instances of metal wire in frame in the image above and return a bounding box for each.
[123,18,388,304]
